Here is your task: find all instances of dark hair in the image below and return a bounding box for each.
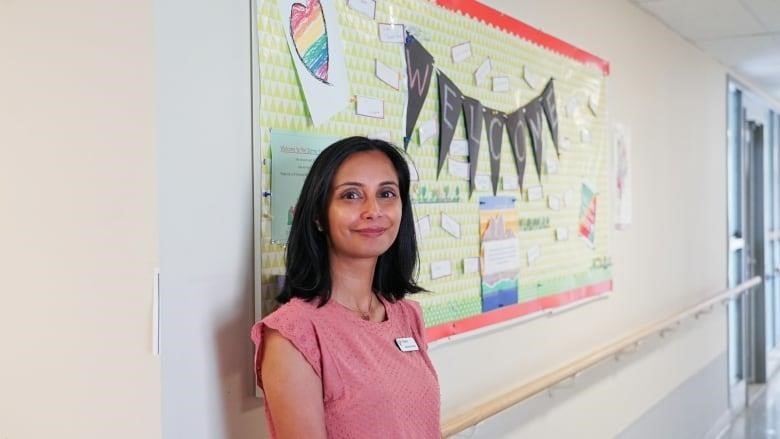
[277,136,424,305]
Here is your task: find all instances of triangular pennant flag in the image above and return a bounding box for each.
[524,98,544,182]
[437,72,464,177]
[484,108,507,196]
[541,79,559,157]
[506,107,527,191]
[462,96,484,198]
[403,34,434,149]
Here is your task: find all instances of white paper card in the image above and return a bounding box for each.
[563,189,574,207]
[555,227,569,241]
[565,96,579,118]
[448,158,470,180]
[463,257,480,274]
[451,41,472,63]
[430,260,453,279]
[355,96,384,119]
[482,238,519,275]
[587,95,598,115]
[418,118,438,144]
[580,128,591,143]
[546,158,558,174]
[548,195,561,211]
[450,139,468,156]
[523,65,539,89]
[502,175,519,190]
[407,159,419,181]
[440,212,461,238]
[492,76,510,92]
[527,245,541,265]
[416,215,431,238]
[378,23,405,43]
[347,0,376,19]
[474,58,492,85]
[375,60,400,90]
[527,185,543,201]
[475,174,491,191]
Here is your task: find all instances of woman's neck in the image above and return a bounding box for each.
[329,256,377,305]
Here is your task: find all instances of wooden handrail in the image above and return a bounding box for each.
[440,276,762,438]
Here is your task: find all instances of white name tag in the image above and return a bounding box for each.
[395,337,419,352]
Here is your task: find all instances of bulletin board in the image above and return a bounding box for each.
[254,0,613,342]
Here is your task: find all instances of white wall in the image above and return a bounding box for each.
[0,1,160,438]
[155,0,265,438]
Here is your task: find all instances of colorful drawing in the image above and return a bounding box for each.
[579,182,598,247]
[479,196,519,312]
[290,0,330,83]
[278,0,349,126]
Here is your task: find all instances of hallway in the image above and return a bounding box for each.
[723,378,780,438]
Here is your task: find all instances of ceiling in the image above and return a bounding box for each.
[630,0,780,104]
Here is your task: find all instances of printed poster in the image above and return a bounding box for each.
[270,131,337,243]
[479,196,519,312]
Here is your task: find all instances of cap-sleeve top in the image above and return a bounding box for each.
[251,296,441,439]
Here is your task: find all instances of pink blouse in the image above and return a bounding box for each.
[251,296,440,439]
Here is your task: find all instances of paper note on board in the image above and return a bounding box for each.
[474,58,491,85]
[375,60,400,89]
[347,0,376,19]
[431,260,453,279]
[451,41,472,63]
[378,23,405,43]
[355,96,384,118]
[441,212,462,238]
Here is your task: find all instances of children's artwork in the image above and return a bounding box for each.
[613,123,632,229]
[278,0,349,126]
[479,196,519,312]
[578,182,598,247]
[255,0,613,342]
[269,131,336,243]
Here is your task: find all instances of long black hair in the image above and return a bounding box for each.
[277,136,424,305]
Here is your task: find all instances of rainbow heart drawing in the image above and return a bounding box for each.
[290,0,330,84]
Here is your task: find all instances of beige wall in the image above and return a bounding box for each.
[0,0,753,437]
[429,0,730,436]
[0,1,160,438]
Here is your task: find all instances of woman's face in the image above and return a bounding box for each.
[325,150,402,263]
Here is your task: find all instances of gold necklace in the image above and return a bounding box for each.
[341,294,374,320]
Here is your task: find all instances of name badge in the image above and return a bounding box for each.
[395,337,419,352]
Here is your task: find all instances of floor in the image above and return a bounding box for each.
[721,380,780,438]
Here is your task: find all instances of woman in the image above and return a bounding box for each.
[251,137,440,438]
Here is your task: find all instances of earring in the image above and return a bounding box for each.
[315,221,324,232]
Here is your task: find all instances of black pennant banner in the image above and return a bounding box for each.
[524,99,544,182]
[506,107,528,191]
[403,34,434,149]
[462,97,484,198]
[437,72,463,177]
[484,109,506,196]
[541,79,559,157]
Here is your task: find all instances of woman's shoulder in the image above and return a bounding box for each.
[392,297,423,315]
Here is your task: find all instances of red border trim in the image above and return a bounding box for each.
[426,280,613,342]
[433,0,610,75]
